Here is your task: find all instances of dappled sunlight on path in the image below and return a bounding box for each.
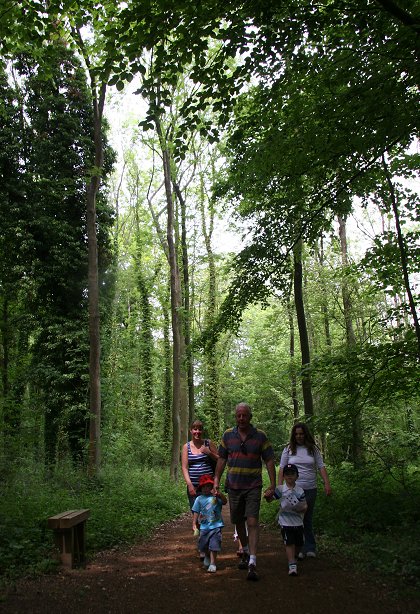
[1,506,419,614]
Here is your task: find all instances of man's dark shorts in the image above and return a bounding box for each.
[198,528,222,552]
[280,525,304,547]
[228,487,262,523]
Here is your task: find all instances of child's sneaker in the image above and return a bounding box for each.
[203,555,211,568]
[288,563,298,576]
[207,564,217,573]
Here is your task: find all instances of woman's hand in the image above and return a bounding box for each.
[188,484,196,496]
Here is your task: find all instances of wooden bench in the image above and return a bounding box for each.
[47,509,90,568]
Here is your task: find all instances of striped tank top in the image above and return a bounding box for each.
[187,441,214,487]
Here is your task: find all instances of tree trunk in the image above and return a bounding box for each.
[173,182,194,430]
[86,87,105,476]
[132,172,155,432]
[338,216,357,346]
[199,171,221,438]
[155,119,184,480]
[73,28,108,476]
[338,215,364,467]
[286,291,299,420]
[314,235,336,425]
[381,155,420,357]
[316,236,332,350]
[293,239,314,418]
[162,278,172,443]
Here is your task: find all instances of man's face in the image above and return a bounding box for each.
[236,407,251,429]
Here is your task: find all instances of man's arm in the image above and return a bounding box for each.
[213,457,226,491]
[263,457,276,498]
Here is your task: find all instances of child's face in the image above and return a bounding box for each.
[284,472,297,486]
[201,483,212,495]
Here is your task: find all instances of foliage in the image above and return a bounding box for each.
[261,463,420,590]
[309,331,420,465]
[0,43,115,465]
[0,1,419,593]
[0,461,185,585]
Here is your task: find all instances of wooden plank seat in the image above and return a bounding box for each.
[47,509,90,568]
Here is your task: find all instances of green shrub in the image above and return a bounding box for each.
[0,460,186,585]
[261,463,420,592]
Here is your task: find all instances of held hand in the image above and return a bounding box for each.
[263,486,275,501]
[188,484,196,496]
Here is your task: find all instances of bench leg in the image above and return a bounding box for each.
[53,522,86,568]
[74,521,86,567]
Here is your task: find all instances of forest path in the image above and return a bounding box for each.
[1,507,419,614]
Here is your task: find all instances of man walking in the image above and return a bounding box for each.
[213,402,276,581]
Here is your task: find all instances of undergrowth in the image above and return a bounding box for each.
[0,459,186,587]
[2,459,419,596]
[260,462,420,595]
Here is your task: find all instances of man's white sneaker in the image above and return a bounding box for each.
[297,552,305,560]
[207,564,217,573]
[306,551,316,558]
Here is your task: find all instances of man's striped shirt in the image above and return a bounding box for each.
[218,425,274,490]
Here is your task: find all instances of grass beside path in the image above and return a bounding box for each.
[0,462,186,587]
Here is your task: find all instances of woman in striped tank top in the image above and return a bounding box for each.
[181,419,219,510]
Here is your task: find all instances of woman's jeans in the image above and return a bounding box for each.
[303,488,317,553]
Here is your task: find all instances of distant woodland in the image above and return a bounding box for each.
[1,0,419,480]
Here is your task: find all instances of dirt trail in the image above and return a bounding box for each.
[1,508,419,614]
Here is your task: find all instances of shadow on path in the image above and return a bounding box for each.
[1,506,419,614]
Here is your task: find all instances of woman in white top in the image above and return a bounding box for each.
[278,422,331,558]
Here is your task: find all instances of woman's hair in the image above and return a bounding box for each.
[190,419,204,429]
[289,422,317,455]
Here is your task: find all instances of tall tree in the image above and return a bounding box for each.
[17,43,114,463]
[0,65,28,455]
[338,215,364,466]
[199,163,222,438]
[381,154,420,355]
[293,239,314,419]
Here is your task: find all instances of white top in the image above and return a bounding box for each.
[274,484,306,527]
[280,445,325,490]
